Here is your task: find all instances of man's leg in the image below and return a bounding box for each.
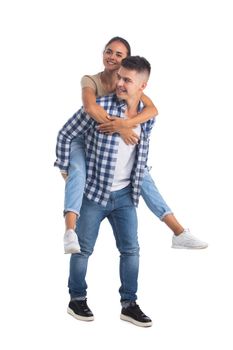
[67,196,107,321]
[107,185,152,327]
[107,186,139,302]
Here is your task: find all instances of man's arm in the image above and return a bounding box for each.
[130,93,158,125]
[54,108,94,174]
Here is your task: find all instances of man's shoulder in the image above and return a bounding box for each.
[96,94,126,114]
[96,93,117,104]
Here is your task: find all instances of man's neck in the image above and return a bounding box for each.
[125,96,142,119]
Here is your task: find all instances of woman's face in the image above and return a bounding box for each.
[103,41,128,71]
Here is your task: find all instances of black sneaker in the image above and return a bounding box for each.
[67,299,94,321]
[120,301,152,327]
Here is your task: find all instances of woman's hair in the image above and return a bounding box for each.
[104,36,131,56]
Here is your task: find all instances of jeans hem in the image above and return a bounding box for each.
[70,296,86,301]
[64,209,80,218]
[160,211,173,221]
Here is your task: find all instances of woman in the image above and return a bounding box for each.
[63,37,208,253]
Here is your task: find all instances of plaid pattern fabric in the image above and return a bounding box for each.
[55,93,155,206]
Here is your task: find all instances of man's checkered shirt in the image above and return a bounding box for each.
[54,93,155,207]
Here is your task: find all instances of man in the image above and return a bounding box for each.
[55,56,155,327]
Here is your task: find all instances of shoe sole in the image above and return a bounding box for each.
[67,307,94,321]
[64,248,81,254]
[172,244,208,249]
[64,243,81,254]
[120,314,152,327]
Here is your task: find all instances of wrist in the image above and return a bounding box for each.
[122,119,131,128]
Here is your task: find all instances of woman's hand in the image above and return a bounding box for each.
[98,117,139,144]
[98,117,138,133]
[98,117,126,133]
[119,128,140,145]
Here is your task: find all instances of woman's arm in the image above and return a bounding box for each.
[82,87,111,124]
[127,93,158,127]
[98,93,158,134]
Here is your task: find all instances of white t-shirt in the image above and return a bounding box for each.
[111,124,141,191]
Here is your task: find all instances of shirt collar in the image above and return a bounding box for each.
[111,93,144,113]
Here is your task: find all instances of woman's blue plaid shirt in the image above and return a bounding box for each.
[54,93,155,207]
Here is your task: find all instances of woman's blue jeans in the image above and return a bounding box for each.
[64,137,173,219]
[64,136,86,217]
[68,185,139,302]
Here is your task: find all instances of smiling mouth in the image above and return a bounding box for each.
[116,87,127,94]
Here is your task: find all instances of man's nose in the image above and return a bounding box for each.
[117,77,123,86]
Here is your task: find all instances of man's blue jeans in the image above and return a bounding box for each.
[68,185,139,302]
[64,136,172,219]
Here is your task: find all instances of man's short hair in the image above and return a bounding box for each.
[121,56,151,76]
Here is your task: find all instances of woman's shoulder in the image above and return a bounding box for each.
[81,72,107,97]
[81,72,102,85]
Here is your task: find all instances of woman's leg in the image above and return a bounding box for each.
[64,136,86,229]
[141,169,208,249]
[162,214,184,235]
[140,168,184,234]
[63,136,86,253]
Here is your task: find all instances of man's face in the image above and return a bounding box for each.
[116,67,147,100]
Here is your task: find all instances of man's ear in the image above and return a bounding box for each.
[140,82,147,91]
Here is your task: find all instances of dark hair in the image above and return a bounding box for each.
[121,56,151,76]
[105,36,131,56]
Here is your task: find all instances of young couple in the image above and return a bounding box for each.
[55,37,207,327]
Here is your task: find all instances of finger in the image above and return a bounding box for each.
[98,124,112,131]
[100,127,112,133]
[132,132,140,139]
[98,124,108,129]
[130,137,139,145]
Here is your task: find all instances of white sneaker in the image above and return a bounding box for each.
[64,229,81,254]
[172,229,208,249]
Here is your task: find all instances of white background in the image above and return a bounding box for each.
[1,0,233,349]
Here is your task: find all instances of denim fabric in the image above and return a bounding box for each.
[141,168,173,220]
[64,136,86,216]
[64,139,173,220]
[68,185,139,302]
